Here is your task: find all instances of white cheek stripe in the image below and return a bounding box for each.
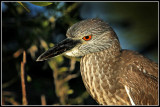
[124,85,135,105]
[65,51,74,56]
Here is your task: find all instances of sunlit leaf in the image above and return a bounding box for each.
[16,6,24,14]
[65,3,80,14]
[40,39,48,50]
[30,2,53,6]
[49,43,54,47]
[28,45,38,58]
[54,55,64,65]
[59,67,68,73]
[49,16,56,23]
[67,89,74,95]
[42,20,49,27]
[17,2,30,12]
[27,75,32,82]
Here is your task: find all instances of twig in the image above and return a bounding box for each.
[17,2,30,12]
[13,49,24,58]
[4,97,20,105]
[63,73,79,83]
[48,57,80,105]
[68,91,89,104]
[41,94,46,105]
[20,51,28,105]
[69,57,76,72]
[2,91,16,96]
[2,77,18,89]
[48,61,62,103]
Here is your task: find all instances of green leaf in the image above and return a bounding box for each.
[49,43,54,48]
[54,55,64,65]
[27,75,32,82]
[17,2,30,12]
[42,20,49,27]
[30,2,53,6]
[59,67,68,73]
[40,39,48,50]
[67,89,74,95]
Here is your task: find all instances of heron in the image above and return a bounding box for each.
[36,18,158,105]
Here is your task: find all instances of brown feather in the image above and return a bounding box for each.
[80,46,158,105]
[119,50,158,105]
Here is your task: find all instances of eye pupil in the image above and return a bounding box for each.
[85,36,89,39]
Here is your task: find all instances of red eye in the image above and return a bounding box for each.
[82,35,92,41]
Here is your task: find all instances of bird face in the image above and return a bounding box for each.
[37,18,119,61]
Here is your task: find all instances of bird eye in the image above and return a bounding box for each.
[82,35,92,41]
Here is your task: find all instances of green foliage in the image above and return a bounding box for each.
[30,2,53,6]
[53,55,64,65]
[17,2,30,12]
[2,2,89,105]
[59,67,68,73]
[27,75,32,82]
[17,2,53,12]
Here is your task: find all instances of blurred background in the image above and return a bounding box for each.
[2,1,158,105]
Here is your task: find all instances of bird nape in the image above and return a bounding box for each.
[36,18,158,105]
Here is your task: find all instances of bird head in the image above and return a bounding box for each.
[36,18,120,61]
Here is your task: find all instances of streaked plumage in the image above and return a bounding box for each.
[37,18,158,105]
[81,49,158,105]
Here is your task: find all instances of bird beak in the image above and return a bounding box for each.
[36,38,80,61]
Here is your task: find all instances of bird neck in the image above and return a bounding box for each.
[80,39,122,76]
[83,39,121,61]
[80,41,122,105]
